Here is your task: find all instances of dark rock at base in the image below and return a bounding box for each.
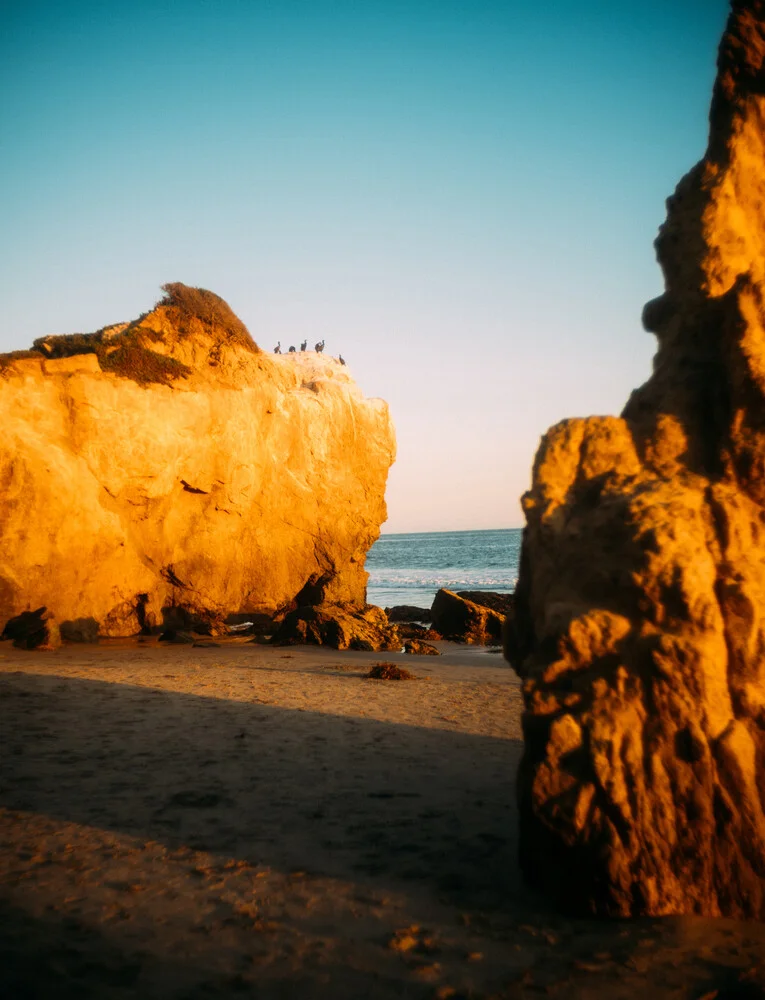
[158,629,195,644]
[271,603,400,651]
[385,605,432,623]
[404,639,440,656]
[1,607,61,651]
[160,605,228,637]
[430,589,505,644]
[60,617,100,643]
[192,640,221,648]
[236,613,278,636]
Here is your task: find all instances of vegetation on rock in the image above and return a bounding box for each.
[157,283,259,353]
[0,282,259,386]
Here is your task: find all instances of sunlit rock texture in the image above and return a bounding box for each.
[0,284,395,636]
[505,1,765,917]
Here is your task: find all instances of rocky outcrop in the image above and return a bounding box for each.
[431,589,506,644]
[0,284,395,635]
[505,2,765,918]
[271,604,401,651]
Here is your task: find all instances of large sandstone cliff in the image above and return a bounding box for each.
[505,2,765,917]
[0,285,395,635]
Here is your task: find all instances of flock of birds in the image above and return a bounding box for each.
[273,340,345,365]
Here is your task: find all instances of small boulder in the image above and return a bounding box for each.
[271,603,401,651]
[430,589,506,644]
[60,617,100,643]
[1,607,61,651]
[385,605,432,623]
[404,639,440,656]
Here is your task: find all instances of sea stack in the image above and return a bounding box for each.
[505,2,765,917]
[0,284,395,635]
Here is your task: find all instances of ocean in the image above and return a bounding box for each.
[366,528,522,610]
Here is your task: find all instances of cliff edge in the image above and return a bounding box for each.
[505,2,765,917]
[0,284,395,635]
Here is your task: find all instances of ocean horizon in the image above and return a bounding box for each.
[366,527,521,609]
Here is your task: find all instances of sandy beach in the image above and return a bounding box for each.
[1,638,763,999]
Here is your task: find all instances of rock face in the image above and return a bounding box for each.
[505,3,765,919]
[0,284,395,635]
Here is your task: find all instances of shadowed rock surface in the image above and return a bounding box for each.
[59,617,100,643]
[385,605,433,623]
[1,608,61,651]
[0,284,395,635]
[505,1,765,918]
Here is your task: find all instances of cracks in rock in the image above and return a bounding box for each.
[180,480,209,495]
[705,484,740,722]
[161,565,187,590]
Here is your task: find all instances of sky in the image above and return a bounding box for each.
[0,0,730,533]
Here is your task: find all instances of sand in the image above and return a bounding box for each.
[1,637,763,999]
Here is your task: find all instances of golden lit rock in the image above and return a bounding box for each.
[0,285,395,636]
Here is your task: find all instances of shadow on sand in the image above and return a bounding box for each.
[0,670,531,997]
[2,670,764,1000]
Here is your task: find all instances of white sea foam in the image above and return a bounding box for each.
[365,527,520,608]
[366,568,517,590]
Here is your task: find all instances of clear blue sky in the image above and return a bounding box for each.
[0,0,729,532]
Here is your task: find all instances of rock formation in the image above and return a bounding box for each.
[431,589,508,644]
[0,284,395,636]
[271,603,401,651]
[505,1,765,918]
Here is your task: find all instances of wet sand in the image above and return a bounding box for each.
[1,638,763,999]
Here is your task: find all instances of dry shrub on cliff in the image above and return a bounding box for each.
[0,349,43,373]
[157,283,259,353]
[30,328,191,387]
[22,283,257,387]
[366,662,415,681]
[32,332,102,358]
[99,334,192,386]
